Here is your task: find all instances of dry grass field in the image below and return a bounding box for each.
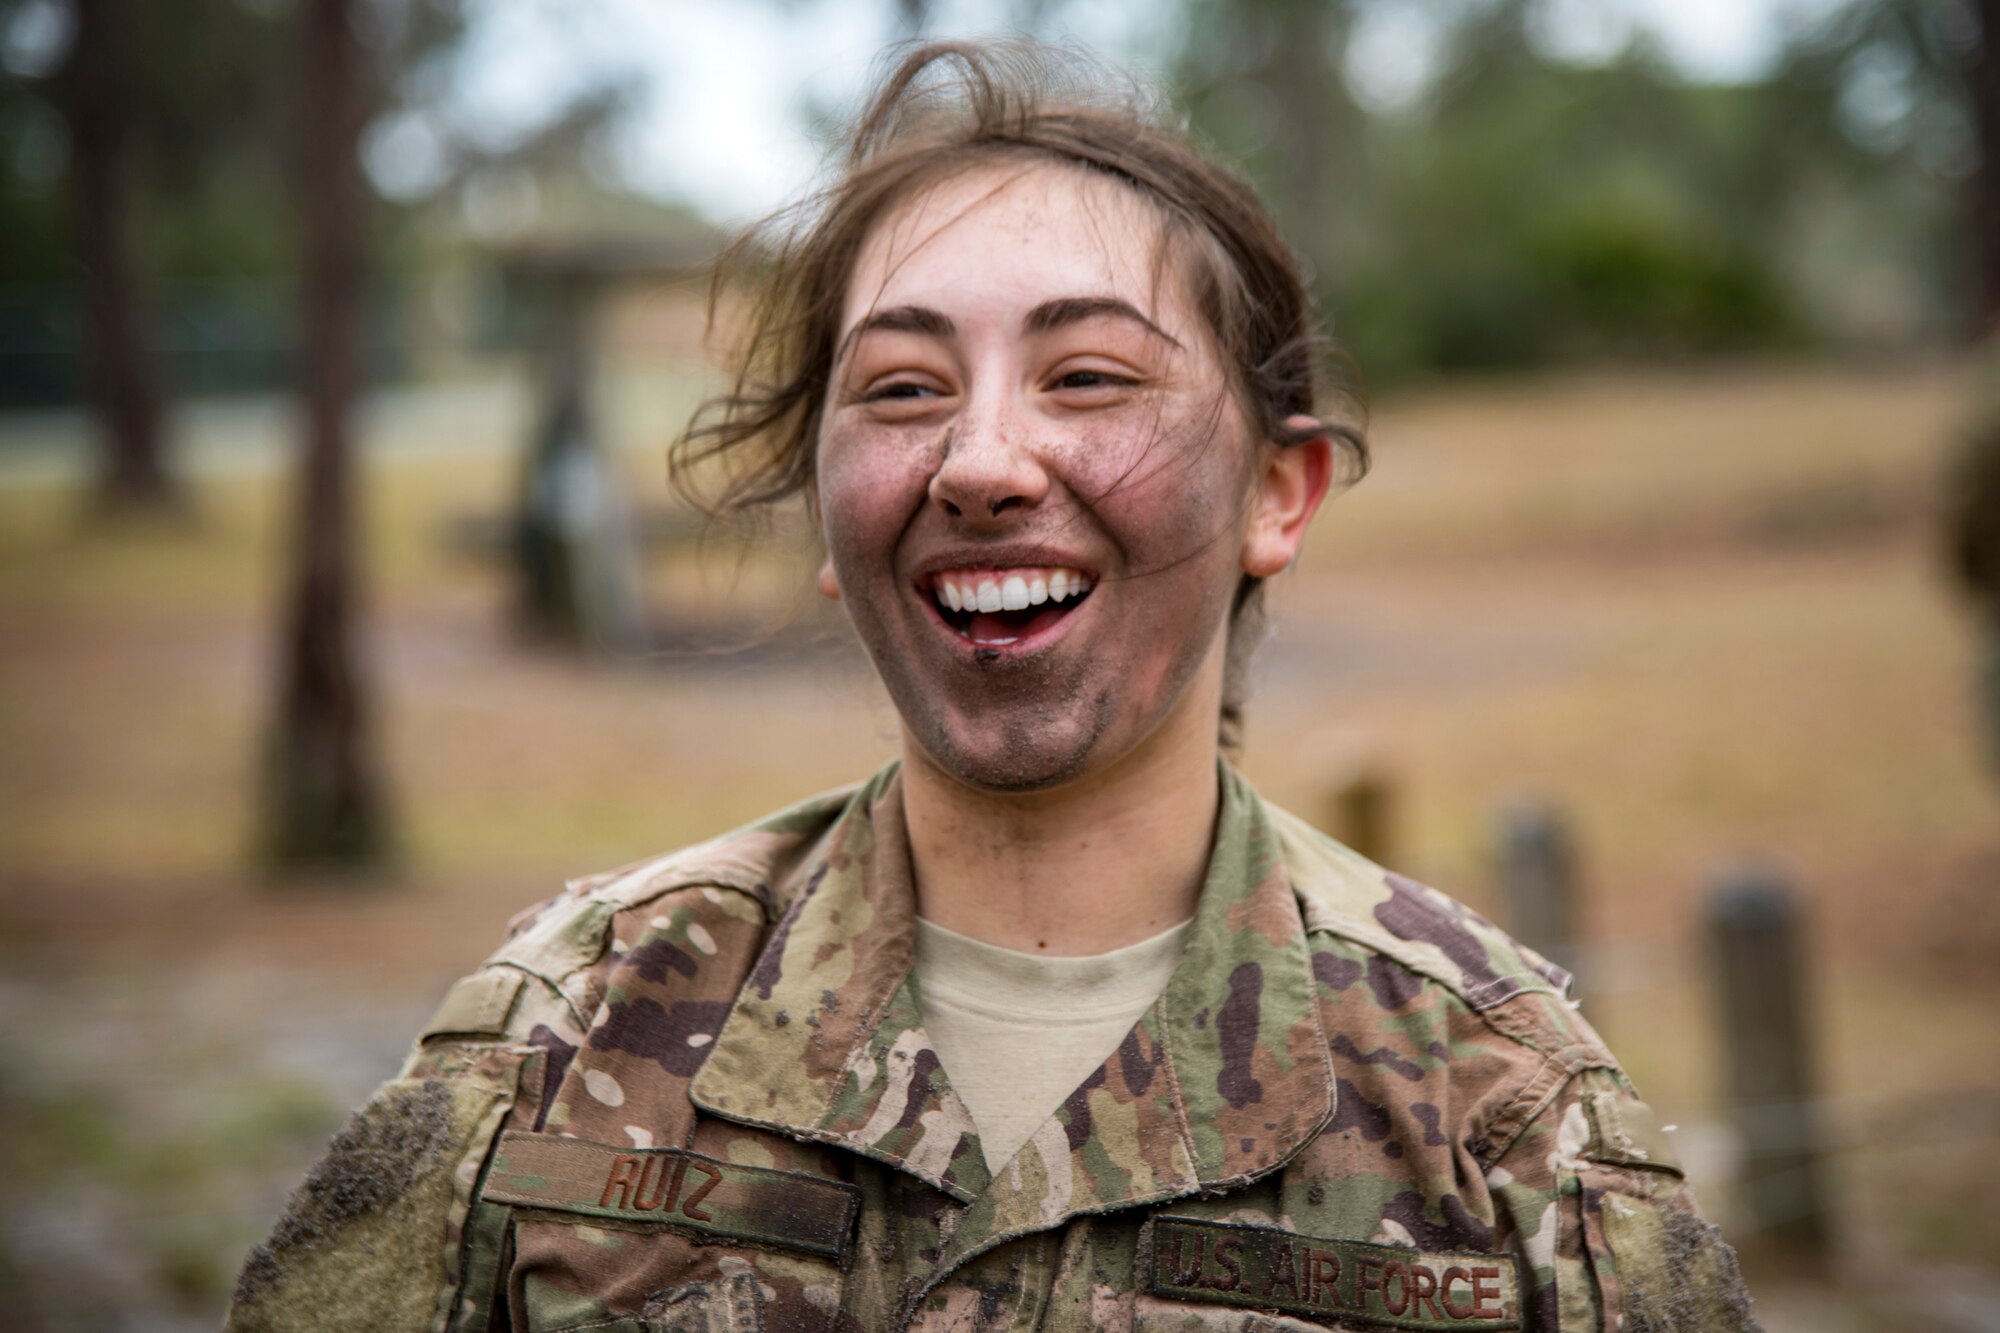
[1,355,1994,1330]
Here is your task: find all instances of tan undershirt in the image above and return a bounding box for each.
[913,915,1194,1174]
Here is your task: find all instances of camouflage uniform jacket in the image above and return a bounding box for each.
[227,763,1757,1333]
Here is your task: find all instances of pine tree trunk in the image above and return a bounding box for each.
[260,0,391,871]
[1260,0,1359,295]
[1975,0,1999,335]
[68,0,175,511]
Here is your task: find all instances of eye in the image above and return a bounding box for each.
[865,381,933,402]
[1054,370,1133,391]
[852,374,953,420]
[1047,364,1144,398]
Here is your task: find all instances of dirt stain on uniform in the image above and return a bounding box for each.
[1623,1207,1760,1333]
[232,1078,455,1306]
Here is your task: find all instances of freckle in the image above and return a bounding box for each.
[1037,941,1048,950]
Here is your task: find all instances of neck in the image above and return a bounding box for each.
[900,675,1223,957]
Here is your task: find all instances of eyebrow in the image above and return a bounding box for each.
[1023,296,1182,349]
[836,305,955,366]
[836,295,1183,367]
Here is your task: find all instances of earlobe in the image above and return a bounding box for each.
[1240,416,1335,579]
[818,560,841,601]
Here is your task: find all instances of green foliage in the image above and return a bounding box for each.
[0,95,69,283]
[0,0,1979,398]
[1174,0,1976,382]
[1331,69,1802,375]
[0,0,471,404]
[1531,205,1796,354]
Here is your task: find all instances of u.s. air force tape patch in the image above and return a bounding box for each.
[1143,1216,1523,1331]
[478,1131,860,1263]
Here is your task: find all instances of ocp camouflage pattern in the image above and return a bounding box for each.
[226,763,1758,1332]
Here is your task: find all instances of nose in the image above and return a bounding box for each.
[927,393,1051,522]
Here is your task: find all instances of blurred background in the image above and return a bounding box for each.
[2,0,1996,1328]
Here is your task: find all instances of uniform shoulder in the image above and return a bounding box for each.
[1260,795,1574,1016]
[562,779,863,917]
[419,779,866,1044]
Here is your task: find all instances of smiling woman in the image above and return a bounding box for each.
[677,41,1368,757]
[226,40,1759,1333]
[816,157,1327,801]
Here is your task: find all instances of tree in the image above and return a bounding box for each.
[1175,0,1364,289]
[1976,0,1997,331]
[259,0,391,871]
[62,0,174,511]
[1766,0,1992,340]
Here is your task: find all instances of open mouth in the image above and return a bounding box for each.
[927,566,1095,647]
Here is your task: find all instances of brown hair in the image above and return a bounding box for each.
[672,39,1368,745]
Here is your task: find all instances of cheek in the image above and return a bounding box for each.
[816,423,934,560]
[1077,424,1253,565]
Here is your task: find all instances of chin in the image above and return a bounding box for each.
[912,702,1113,795]
[939,752,1088,795]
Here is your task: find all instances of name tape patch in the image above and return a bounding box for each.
[1144,1216,1522,1331]
[479,1130,860,1262]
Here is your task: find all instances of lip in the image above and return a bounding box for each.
[910,544,1101,588]
[916,580,1095,659]
[907,544,1102,661]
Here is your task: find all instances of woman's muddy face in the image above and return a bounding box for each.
[815,162,1264,793]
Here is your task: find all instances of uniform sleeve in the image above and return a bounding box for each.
[223,896,598,1333]
[1484,1066,1762,1333]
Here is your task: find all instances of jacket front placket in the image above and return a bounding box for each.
[690,767,991,1201]
[689,763,1340,1326]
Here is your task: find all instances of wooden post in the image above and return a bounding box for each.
[1326,766,1391,865]
[1705,866,1832,1260]
[1496,799,1579,985]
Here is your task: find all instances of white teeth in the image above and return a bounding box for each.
[932,567,1092,618]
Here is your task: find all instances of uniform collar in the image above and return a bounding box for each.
[690,760,1337,1259]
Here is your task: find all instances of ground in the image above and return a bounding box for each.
[1,356,1995,1330]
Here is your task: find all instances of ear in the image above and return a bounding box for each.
[1240,415,1335,578]
[817,558,842,600]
